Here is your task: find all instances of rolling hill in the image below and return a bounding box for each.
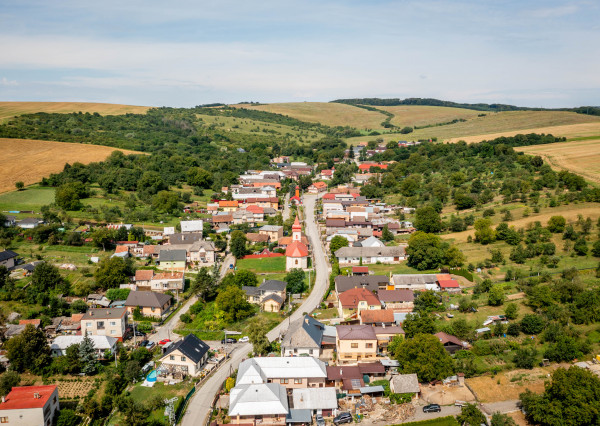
[0,101,150,123]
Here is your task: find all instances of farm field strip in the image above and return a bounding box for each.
[0,101,150,123]
[0,138,142,193]
[376,105,481,128]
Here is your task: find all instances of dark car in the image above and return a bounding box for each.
[139,339,149,347]
[423,404,441,413]
[333,412,353,425]
[134,330,146,337]
[315,414,325,426]
[221,337,237,344]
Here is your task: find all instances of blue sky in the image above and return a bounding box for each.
[0,0,598,107]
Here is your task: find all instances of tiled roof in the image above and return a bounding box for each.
[377,289,415,303]
[152,272,184,280]
[438,279,460,288]
[338,288,380,309]
[125,291,172,308]
[135,270,154,281]
[434,332,463,346]
[0,385,56,410]
[285,241,309,257]
[360,309,395,324]
[336,324,377,340]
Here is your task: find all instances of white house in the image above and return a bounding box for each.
[159,334,210,377]
[0,385,60,426]
[356,236,385,248]
[334,246,406,265]
[180,220,203,234]
[50,335,117,358]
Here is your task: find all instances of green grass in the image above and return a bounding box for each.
[367,263,439,276]
[0,186,55,212]
[236,256,286,273]
[391,416,460,426]
[128,380,193,423]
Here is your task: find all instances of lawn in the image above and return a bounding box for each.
[366,263,439,276]
[126,380,193,423]
[392,416,460,426]
[0,186,55,212]
[236,256,286,273]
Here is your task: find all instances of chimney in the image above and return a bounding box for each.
[1,396,5,403]
[34,392,40,399]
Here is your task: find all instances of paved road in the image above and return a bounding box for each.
[282,193,291,220]
[148,253,235,344]
[403,404,461,423]
[482,400,520,415]
[181,194,329,426]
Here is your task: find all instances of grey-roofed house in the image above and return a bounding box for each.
[291,388,337,416]
[391,274,439,291]
[3,216,16,227]
[377,289,415,312]
[261,294,284,313]
[17,217,44,229]
[281,315,325,357]
[335,246,407,265]
[180,219,203,234]
[157,249,187,271]
[159,334,210,377]
[243,279,287,308]
[0,250,18,269]
[258,225,284,242]
[334,275,389,295]
[168,233,203,245]
[390,373,420,398]
[125,291,172,318]
[229,383,289,424]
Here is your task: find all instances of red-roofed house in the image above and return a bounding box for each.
[308,181,328,194]
[150,272,185,292]
[114,245,129,254]
[359,309,395,326]
[438,279,461,293]
[219,200,239,212]
[352,266,369,276]
[18,319,41,328]
[134,269,154,288]
[338,288,381,318]
[322,193,336,200]
[434,332,466,354]
[286,217,309,271]
[0,385,60,425]
[320,169,334,180]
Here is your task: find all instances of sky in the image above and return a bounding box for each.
[0,0,599,108]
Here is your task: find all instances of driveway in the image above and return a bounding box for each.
[181,194,329,426]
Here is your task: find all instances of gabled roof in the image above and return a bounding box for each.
[0,250,18,262]
[391,374,420,394]
[438,279,460,289]
[336,324,377,340]
[262,294,283,305]
[260,280,287,292]
[219,200,239,207]
[360,309,395,324]
[81,308,127,320]
[338,288,380,309]
[259,225,283,232]
[237,357,327,385]
[335,275,389,293]
[310,181,328,189]
[434,332,463,346]
[51,335,117,351]
[162,334,209,364]
[158,249,187,262]
[282,315,324,349]
[180,220,204,233]
[152,272,184,281]
[292,388,337,410]
[334,246,406,258]
[0,385,57,410]
[285,241,309,257]
[169,233,203,245]
[377,289,415,303]
[125,291,172,308]
[245,205,264,214]
[229,383,288,416]
[135,269,154,281]
[246,233,269,243]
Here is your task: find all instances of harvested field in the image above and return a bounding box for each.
[420,383,476,405]
[55,379,97,399]
[377,105,481,128]
[447,122,600,143]
[0,101,150,123]
[465,366,560,402]
[515,139,600,184]
[0,138,141,193]
[230,102,385,129]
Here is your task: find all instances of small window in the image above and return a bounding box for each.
[111,330,116,335]
[280,379,289,384]
[294,378,302,384]
[351,343,358,349]
[181,356,186,362]
[170,355,175,360]
[86,322,92,327]
[0,417,8,423]
[366,343,373,348]
[110,321,116,326]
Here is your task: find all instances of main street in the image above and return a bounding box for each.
[181,193,329,426]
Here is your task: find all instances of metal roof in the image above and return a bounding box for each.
[229,383,288,416]
[292,388,337,410]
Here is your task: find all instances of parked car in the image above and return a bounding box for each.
[145,341,156,350]
[239,336,249,343]
[333,412,352,425]
[315,414,325,426]
[139,339,149,348]
[423,404,441,413]
[159,339,171,345]
[221,337,237,344]
[134,330,146,337]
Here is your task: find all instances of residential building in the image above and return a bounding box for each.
[377,289,415,312]
[0,385,60,426]
[336,325,378,363]
[281,315,325,357]
[334,246,406,265]
[355,236,384,248]
[337,288,381,318]
[229,383,288,425]
[390,374,420,398]
[259,225,284,242]
[150,272,185,293]
[285,217,309,271]
[168,233,203,245]
[218,200,239,212]
[51,335,117,358]
[438,277,461,293]
[307,182,327,193]
[434,332,466,354]
[243,279,287,311]
[291,388,337,416]
[326,362,386,392]
[0,250,18,269]
[134,269,154,289]
[246,233,270,244]
[374,326,405,353]
[159,334,210,377]
[3,215,16,227]
[391,274,439,291]
[236,357,327,389]
[359,309,395,326]
[157,249,187,271]
[80,308,128,341]
[334,275,390,295]
[125,291,172,318]
[17,218,43,229]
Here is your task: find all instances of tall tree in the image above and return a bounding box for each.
[5,325,52,374]
[79,333,98,375]
[329,235,349,256]
[0,371,20,397]
[391,333,454,382]
[95,257,134,289]
[414,205,442,233]
[230,231,248,259]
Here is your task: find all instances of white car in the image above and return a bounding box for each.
[239,336,249,343]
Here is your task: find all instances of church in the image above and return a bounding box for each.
[285,216,309,271]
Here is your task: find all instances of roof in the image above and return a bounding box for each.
[357,362,385,374]
[336,324,377,341]
[335,246,406,258]
[335,275,389,293]
[292,216,301,231]
[374,325,405,335]
[286,409,312,424]
[51,335,117,351]
[162,334,209,364]
[434,332,463,347]
[180,220,204,233]
[391,374,420,394]
[262,294,283,305]
[229,383,288,416]
[169,233,203,245]
[237,357,327,385]
[285,241,309,257]
[245,205,264,214]
[125,291,172,308]
[326,218,346,228]
[219,200,239,207]
[0,385,57,410]
[352,266,369,273]
[439,279,460,289]
[158,249,187,262]
[260,280,287,292]
[360,386,385,394]
[360,309,395,324]
[342,378,365,390]
[292,388,337,410]
[18,319,41,327]
[259,225,283,232]
[81,308,127,321]
[152,272,184,281]
[142,245,156,255]
[212,214,233,223]
[377,289,415,303]
[279,235,309,246]
[310,182,328,189]
[282,315,324,350]
[327,365,362,381]
[246,233,270,243]
[135,270,154,282]
[338,288,380,309]
[391,274,438,286]
[0,250,18,262]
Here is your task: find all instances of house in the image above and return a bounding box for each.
[158,249,187,271]
[245,205,265,222]
[286,217,309,271]
[352,266,369,276]
[243,280,287,308]
[188,241,216,265]
[168,233,203,245]
[259,225,284,242]
[125,291,172,319]
[377,290,415,312]
[246,233,270,244]
[434,332,466,354]
[390,374,420,398]
[438,277,461,293]
[261,294,284,313]
[80,308,128,341]
[336,325,378,363]
[236,357,327,389]
[159,334,210,377]
[335,246,406,265]
[307,182,327,194]
[134,269,154,289]
[291,388,337,416]
[218,200,239,212]
[211,214,233,227]
[326,362,386,391]
[334,275,389,295]
[374,326,405,353]
[51,335,117,358]
[86,294,111,308]
[150,272,185,293]
[229,383,288,425]
[17,218,43,229]
[355,236,384,248]
[391,274,439,291]
[320,169,334,180]
[0,250,18,269]
[281,315,325,357]
[360,309,395,326]
[338,288,381,318]
[0,385,60,426]
[3,215,16,227]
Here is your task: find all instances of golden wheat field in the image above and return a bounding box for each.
[0,138,141,193]
[0,102,150,123]
[515,139,600,184]
[377,105,482,128]
[230,102,385,129]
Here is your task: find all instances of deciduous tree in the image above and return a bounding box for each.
[391,333,454,382]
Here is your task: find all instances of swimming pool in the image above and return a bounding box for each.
[146,369,158,382]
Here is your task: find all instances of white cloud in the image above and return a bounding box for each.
[0,77,18,86]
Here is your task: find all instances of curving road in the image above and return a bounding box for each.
[181,193,329,426]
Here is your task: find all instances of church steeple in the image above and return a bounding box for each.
[292,216,301,242]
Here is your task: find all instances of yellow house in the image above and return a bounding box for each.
[157,249,187,271]
[336,324,378,364]
[261,294,284,312]
[337,288,381,319]
[125,291,172,319]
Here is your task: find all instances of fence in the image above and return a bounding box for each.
[175,386,196,423]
